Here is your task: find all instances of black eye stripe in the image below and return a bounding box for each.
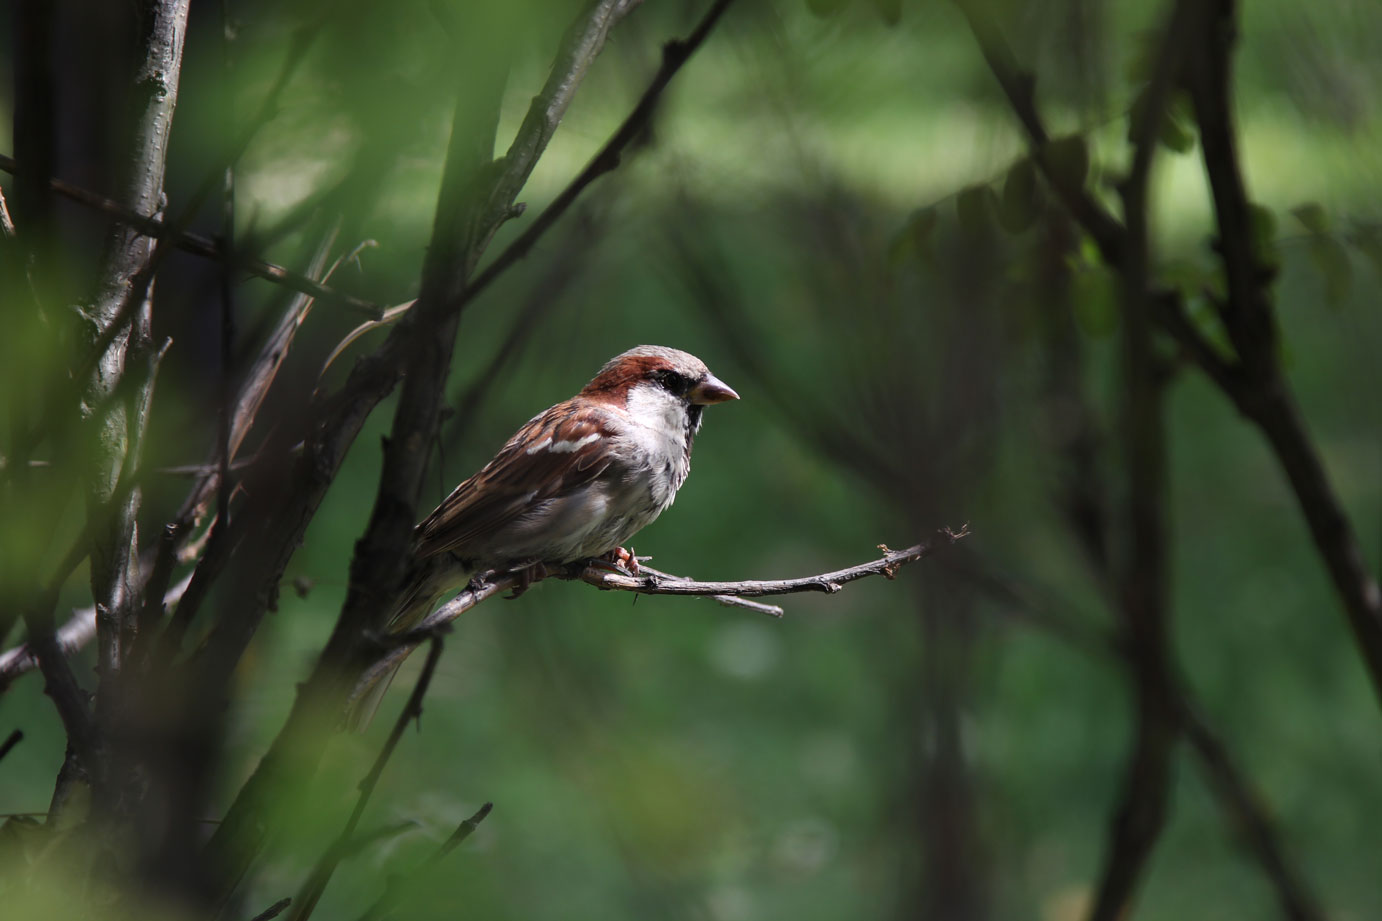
[649,368,692,396]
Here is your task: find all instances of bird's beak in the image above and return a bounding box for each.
[689,373,739,405]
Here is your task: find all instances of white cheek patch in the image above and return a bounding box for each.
[547,432,601,453]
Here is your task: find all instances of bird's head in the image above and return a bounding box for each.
[582,346,738,432]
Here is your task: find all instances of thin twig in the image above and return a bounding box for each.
[286,638,446,921]
[1179,705,1326,921]
[0,154,381,316]
[248,897,293,921]
[0,729,23,763]
[354,802,493,921]
[445,0,739,324]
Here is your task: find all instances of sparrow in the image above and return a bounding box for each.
[412,344,738,583]
[347,346,738,724]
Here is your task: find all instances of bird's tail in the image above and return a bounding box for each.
[342,556,460,730]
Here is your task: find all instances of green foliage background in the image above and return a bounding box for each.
[2,0,1381,918]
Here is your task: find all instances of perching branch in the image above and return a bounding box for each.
[346,534,964,715]
[583,535,963,599]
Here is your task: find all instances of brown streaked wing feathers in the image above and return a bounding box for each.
[414,401,615,560]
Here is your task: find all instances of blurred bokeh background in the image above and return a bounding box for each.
[3,0,1381,919]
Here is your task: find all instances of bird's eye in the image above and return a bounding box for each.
[650,369,690,396]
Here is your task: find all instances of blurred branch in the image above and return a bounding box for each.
[959,0,1382,711]
[958,552,1326,921]
[1179,706,1327,921]
[354,802,493,921]
[0,572,192,688]
[1184,0,1382,709]
[1085,3,1193,917]
[0,154,382,317]
[950,0,1124,265]
[153,233,338,657]
[285,638,445,921]
[951,4,1338,915]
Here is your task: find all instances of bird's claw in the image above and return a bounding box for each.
[504,561,552,599]
[589,546,640,576]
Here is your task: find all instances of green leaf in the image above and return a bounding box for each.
[956,185,995,236]
[1306,234,1353,307]
[999,160,1039,233]
[1046,135,1089,193]
[1290,202,1329,234]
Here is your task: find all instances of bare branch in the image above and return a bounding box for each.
[0,572,192,688]
[82,0,190,713]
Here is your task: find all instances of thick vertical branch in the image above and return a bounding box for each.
[82,0,188,696]
[1084,6,1193,919]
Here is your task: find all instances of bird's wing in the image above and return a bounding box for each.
[414,400,619,561]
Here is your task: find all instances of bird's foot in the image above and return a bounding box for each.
[504,561,553,599]
[589,546,640,576]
